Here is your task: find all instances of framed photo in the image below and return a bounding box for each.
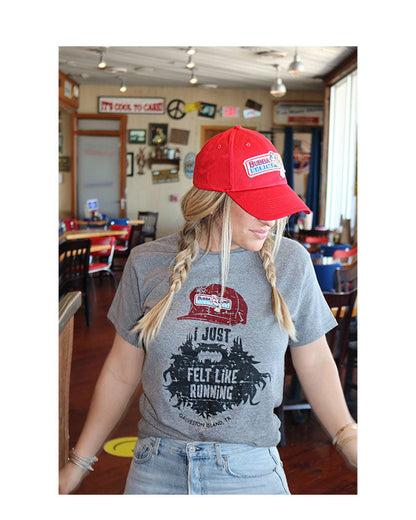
[128,129,146,144]
[198,102,217,119]
[273,102,324,127]
[126,152,134,176]
[149,123,168,146]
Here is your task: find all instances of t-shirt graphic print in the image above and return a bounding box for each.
[163,284,271,420]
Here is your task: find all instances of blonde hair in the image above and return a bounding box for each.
[132,186,296,347]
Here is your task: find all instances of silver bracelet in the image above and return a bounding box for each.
[69,448,98,472]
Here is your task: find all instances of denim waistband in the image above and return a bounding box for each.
[139,436,274,458]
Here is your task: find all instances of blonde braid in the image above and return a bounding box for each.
[132,187,227,348]
[259,220,297,341]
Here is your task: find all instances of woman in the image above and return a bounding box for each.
[59,126,357,495]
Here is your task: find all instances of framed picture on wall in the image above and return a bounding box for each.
[149,123,168,146]
[127,152,134,176]
[128,129,146,144]
[198,102,217,118]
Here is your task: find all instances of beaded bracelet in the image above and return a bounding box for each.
[68,448,98,472]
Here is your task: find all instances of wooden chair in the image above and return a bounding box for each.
[137,211,158,243]
[59,238,91,326]
[276,288,357,446]
[323,289,358,374]
[59,291,81,469]
[335,262,357,292]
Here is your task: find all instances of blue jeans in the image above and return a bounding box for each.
[124,437,290,495]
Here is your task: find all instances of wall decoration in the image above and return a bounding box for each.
[149,123,168,146]
[245,99,263,112]
[169,128,190,145]
[243,109,261,119]
[98,97,165,114]
[184,153,196,179]
[259,131,273,142]
[127,152,134,176]
[273,103,323,126]
[152,168,179,184]
[136,149,145,174]
[128,129,146,144]
[167,99,186,120]
[293,133,312,200]
[222,106,240,117]
[184,101,201,113]
[198,103,217,118]
[59,156,70,172]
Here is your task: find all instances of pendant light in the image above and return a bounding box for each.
[288,47,304,73]
[186,55,195,69]
[270,65,286,98]
[98,51,106,69]
[189,70,198,85]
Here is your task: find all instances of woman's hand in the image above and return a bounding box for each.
[59,462,89,494]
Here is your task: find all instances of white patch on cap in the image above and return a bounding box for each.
[243,152,286,179]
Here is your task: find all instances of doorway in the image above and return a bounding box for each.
[71,114,127,218]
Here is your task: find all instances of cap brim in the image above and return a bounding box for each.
[228,184,311,220]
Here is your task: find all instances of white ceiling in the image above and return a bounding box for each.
[59,46,356,93]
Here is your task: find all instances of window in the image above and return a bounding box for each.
[325,69,357,234]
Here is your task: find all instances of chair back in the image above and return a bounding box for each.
[62,218,78,231]
[138,211,158,242]
[110,224,132,248]
[319,244,351,257]
[109,218,130,226]
[313,262,343,292]
[128,223,144,249]
[333,245,357,261]
[335,262,357,292]
[90,236,116,267]
[304,236,329,244]
[59,239,91,297]
[323,289,357,371]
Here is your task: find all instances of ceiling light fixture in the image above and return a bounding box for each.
[98,51,106,69]
[189,70,198,85]
[270,64,287,98]
[186,55,195,69]
[288,47,304,73]
[119,79,127,93]
[186,46,196,56]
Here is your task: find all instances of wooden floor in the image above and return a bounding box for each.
[67,271,357,495]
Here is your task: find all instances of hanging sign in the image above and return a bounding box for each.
[184,101,201,113]
[273,103,323,126]
[98,97,165,114]
[243,109,261,119]
[222,106,240,117]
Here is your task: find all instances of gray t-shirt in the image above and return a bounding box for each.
[108,233,337,447]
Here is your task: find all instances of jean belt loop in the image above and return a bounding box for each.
[152,437,161,455]
[215,443,223,469]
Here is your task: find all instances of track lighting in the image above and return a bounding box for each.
[270,64,286,98]
[288,48,304,73]
[98,51,106,69]
[189,70,198,85]
[186,47,196,56]
[120,79,127,92]
[186,55,195,69]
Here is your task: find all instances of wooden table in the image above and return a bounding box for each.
[60,229,127,242]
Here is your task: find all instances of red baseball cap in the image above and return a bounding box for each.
[193,126,310,220]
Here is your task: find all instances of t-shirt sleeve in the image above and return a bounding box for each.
[287,244,338,347]
[107,254,144,348]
